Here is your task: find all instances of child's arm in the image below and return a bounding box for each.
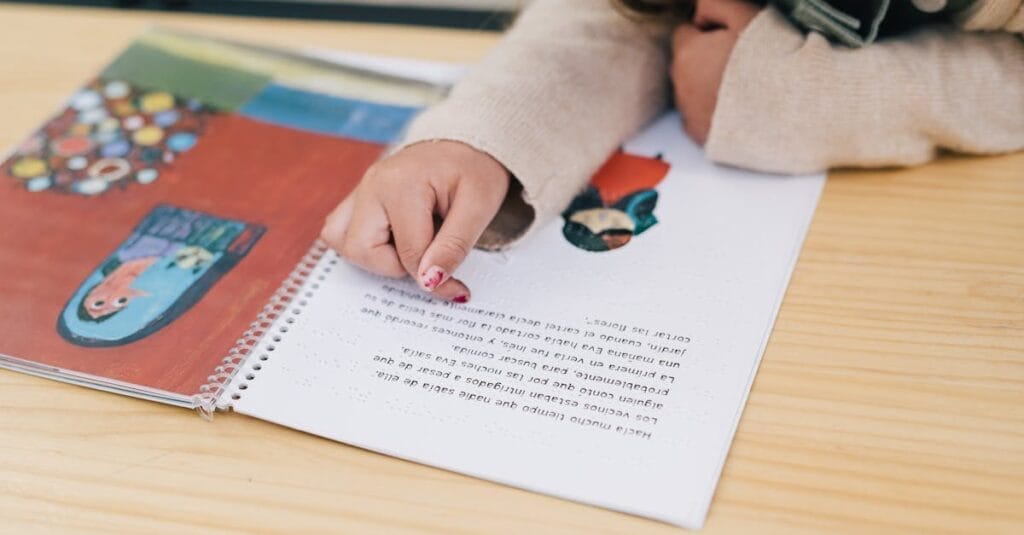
[322,0,669,300]
[701,5,1024,173]
[398,0,670,247]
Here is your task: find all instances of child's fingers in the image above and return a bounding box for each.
[320,196,355,248]
[416,186,493,295]
[383,188,439,289]
[430,276,472,304]
[335,195,406,278]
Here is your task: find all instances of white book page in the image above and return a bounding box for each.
[228,114,825,529]
[298,47,468,87]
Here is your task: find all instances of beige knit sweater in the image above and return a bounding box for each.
[400,0,1024,249]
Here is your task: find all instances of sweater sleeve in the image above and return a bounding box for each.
[955,0,1024,31]
[705,7,1024,174]
[397,0,669,250]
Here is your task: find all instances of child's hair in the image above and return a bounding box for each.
[613,0,695,21]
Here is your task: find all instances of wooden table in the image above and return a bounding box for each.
[1,4,1021,533]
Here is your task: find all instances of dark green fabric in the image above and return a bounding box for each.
[101,42,271,111]
[773,0,976,47]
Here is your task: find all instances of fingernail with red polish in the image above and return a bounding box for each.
[420,266,446,291]
[452,294,469,304]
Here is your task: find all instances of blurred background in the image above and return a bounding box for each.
[0,0,521,29]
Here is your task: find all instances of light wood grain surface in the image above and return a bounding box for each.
[1,4,1021,534]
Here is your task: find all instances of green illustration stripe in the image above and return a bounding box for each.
[101,42,271,111]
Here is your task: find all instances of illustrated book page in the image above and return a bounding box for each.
[0,28,442,406]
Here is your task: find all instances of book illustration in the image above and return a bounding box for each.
[3,29,435,198]
[0,29,441,403]
[98,30,427,143]
[57,205,265,347]
[561,151,671,252]
[5,79,214,196]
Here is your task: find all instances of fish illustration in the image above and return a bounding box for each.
[80,257,156,320]
[58,205,265,347]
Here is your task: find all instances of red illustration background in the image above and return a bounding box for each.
[0,114,380,396]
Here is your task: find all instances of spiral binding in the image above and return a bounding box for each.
[194,239,330,419]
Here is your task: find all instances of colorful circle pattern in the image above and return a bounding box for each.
[2,78,214,195]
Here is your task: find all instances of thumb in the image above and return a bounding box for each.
[416,188,495,292]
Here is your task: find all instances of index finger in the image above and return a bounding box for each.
[383,186,439,286]
[416,184,497,293]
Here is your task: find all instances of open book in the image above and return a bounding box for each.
[0,29,824,529]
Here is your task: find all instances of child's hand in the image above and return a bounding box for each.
[320,140,510,303]
[671,0,761,144]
